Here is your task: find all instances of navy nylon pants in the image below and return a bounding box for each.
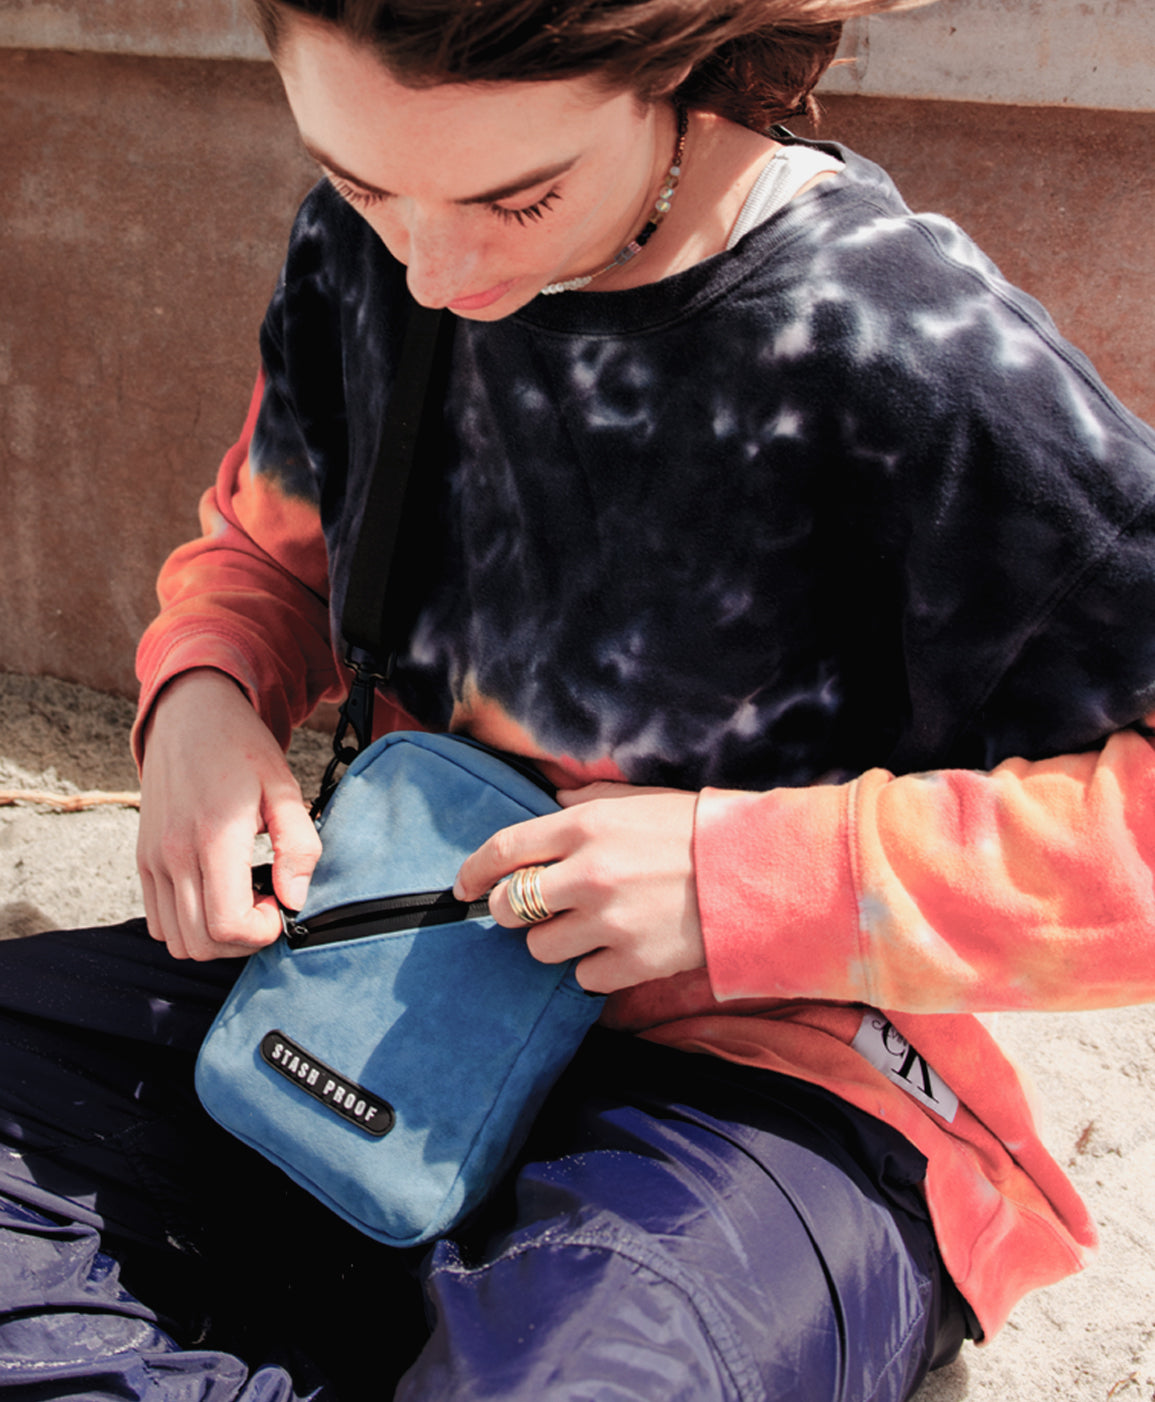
[0,921,967,1399]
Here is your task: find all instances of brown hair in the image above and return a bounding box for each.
[251,0,927,131]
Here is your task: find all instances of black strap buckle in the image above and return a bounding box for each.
[310,648,391,820]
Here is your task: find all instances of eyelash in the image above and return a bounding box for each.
[330,179,385,210]
[328,177,562,226]
[489,189,562,226]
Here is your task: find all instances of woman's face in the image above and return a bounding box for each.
[277,22,666,319]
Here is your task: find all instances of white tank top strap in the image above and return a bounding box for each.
[726,144,845,251]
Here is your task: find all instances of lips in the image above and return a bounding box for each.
[447,279,517,312]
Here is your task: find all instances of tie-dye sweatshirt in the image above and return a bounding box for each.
[136,142,1155,1339]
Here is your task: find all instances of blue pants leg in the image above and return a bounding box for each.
[0,923,966,1400]
[401,1034,967,1402]
[0,922,426,1400]
[0,1187,301,1402]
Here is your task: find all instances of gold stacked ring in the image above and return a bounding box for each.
[505,865,553,925]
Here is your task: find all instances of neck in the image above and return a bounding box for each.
[610,113,789,289]
[539,102,683,297]
[585,102,685,294]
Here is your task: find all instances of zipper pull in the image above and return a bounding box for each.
[284,918,312,949]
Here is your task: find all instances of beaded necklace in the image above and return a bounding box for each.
[539,106,688,296]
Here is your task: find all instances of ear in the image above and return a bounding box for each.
[660,62,695,99]
[628,60,694,108]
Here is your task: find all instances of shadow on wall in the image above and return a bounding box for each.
[2,45,1153,699]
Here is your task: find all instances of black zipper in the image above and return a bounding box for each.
[284,889,492,950]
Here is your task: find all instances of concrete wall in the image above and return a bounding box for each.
[5,0,1153,108]
[2,5,1153,698]
[1,48,315,696]
[0,1,268,60]
[825,0,1155,110]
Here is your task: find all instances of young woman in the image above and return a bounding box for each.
[5,0,1155,1397]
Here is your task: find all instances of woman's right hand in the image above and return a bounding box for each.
[137,669,322,961]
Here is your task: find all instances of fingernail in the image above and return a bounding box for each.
[286,877,310,911]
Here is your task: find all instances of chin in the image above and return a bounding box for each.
[445,298,526,322]
[443,276,534,320]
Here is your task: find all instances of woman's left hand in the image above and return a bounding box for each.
[453,783,704,994]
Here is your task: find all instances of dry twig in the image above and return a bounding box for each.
[1104,1372,1138,1399]
[0,789,141,812]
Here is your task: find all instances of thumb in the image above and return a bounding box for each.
[266,790,322,912]
[557,781,676,806]
[556,780,635,806]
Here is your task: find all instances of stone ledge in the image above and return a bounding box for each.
[0,0,267,61]
[2,0,1152,110]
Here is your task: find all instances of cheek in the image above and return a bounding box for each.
[565,175,627,244]
[347,199,577,285]
[357,203,505,270]
[357,206,410,263]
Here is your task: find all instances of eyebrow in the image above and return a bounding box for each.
[302,139,578,205]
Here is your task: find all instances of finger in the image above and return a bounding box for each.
[152,874,191,961]
[570,947,630,996]
[453,811,569,901]
[522,911,597,966]
[196,830,284,957]
[137,826,199,959]
[523,918,627,996]
[171,854,219,960]
[555,781,635,806]
[489,862,570,929]
[137,862,164,944]
[555,782,681,807]
[137,826,175,946]
[265,789,322,912]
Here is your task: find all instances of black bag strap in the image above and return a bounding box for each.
[342,302,452,661]
[314,301,454,816]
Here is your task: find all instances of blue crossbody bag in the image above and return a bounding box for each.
[195,730,603,1247]
[195,305,604,1246]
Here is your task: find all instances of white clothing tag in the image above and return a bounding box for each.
[852,1012,959,1123]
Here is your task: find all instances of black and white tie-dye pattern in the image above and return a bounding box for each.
[251,142,1155,792]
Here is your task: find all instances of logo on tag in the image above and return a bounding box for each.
[851,1014,959,1123]
[260,1031,395,1137]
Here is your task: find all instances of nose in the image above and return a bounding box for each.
[390,203,482,309]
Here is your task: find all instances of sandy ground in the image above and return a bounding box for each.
[2,668,1154,1401]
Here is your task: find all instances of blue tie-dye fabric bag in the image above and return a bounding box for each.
[195,730,604,1248]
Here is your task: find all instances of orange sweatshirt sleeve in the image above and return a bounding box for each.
[695,717,1155,1013]
[133,371,345,763]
